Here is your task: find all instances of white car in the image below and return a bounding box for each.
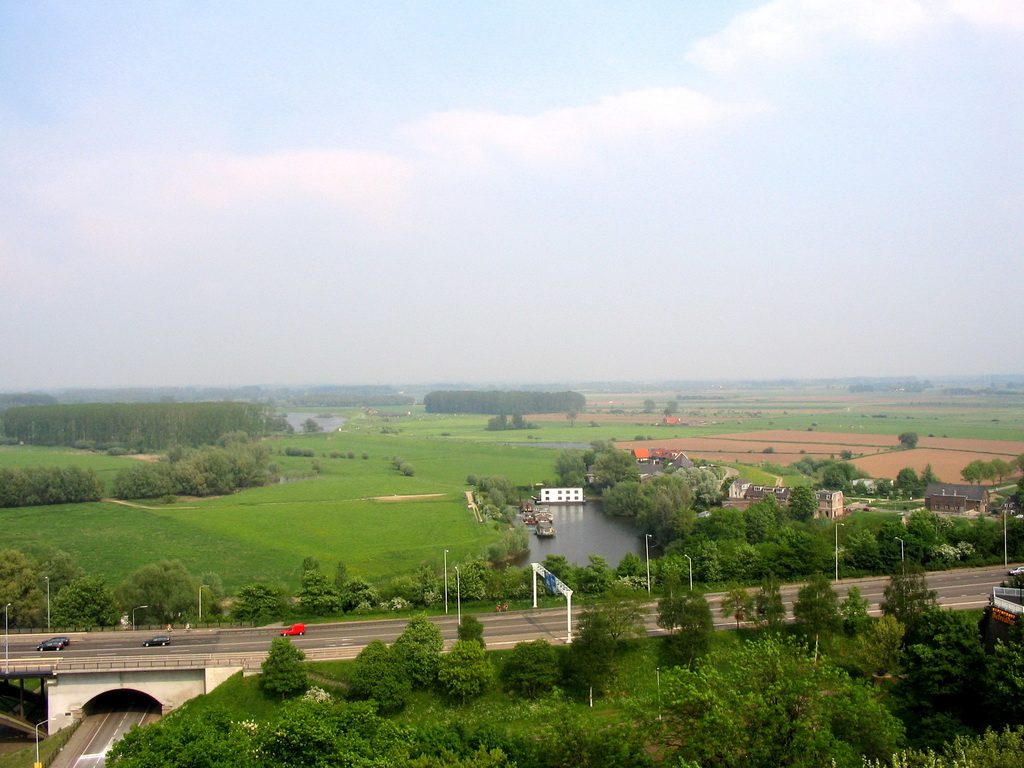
[1008,566,1024,576]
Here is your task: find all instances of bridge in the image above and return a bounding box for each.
[2,653,256,733]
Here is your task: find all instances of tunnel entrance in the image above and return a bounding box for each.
[83,689,163,717]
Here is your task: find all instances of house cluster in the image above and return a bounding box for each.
[924,483,990,516]
[630,448,695,481]
[723,480,847,520]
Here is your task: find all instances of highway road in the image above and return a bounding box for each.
[7,563,1011,768]
[7,563,1013,665]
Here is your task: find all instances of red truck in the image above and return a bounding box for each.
[279,623,306,636]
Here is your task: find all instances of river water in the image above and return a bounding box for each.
[283,412,348,433]
[513,500,645,569]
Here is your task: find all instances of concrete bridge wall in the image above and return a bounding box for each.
[46,666,242,730]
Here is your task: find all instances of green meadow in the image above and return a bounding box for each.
[2,387,1022,592]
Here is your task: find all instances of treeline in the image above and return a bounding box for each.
[0,402,272,450]
[423,390,585,415]
[0,466,103,508]
[0,392,58,411]
[111,441,277,499]
[289,393,414,407]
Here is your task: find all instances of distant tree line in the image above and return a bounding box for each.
[0,466,104,508]
[289,393,414,407]
[0,392,58,411]
[0,402,272,451]
[423,390,585,415]
[485,414,537,431]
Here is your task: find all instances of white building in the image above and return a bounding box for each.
[539,487,585,504]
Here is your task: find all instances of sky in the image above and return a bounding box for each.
[1,0,1022,390]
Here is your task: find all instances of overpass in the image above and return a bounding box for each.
[2,653,256,732]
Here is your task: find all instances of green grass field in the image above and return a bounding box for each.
[1,387,1021,592]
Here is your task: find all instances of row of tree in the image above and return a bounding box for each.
[111,440,277,499]
[0,465,103,507]
[423,390,586,415]
[0,402,272,450]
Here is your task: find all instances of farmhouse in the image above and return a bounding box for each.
[815,489,846,520]
[723,481,791,510]
[924,483,990,515]
[538,487,585,504]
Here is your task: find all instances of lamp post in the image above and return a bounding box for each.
[645,534,652,594]
[4,602,10,674]
[455,566,461,625]
[656,667,662,721]
[834,523,845,581]
[132,605,148,631]
[684,554,693,592]
[45,576,50,630]
[34,718,48,768]
[1004,507,1008,568]
[199,585,210,622]
[895,536,905,573]
[444,549,449,615]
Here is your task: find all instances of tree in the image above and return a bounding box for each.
[301,418,323,433]
[720,583,754,629]
[565,606,618,696]
[601,480,651,518]
[753,578,787,632]
[961,459,986,485]
[920,463,940,486]
[657,635,903,767]
[840,586,871,636]
[855,614,905,679]
[51,577,119,627]
[566,409,579,428]
[261,637,307,699]
[347,639,411,714]
[500,639,560,698]
[457,614,485,647]
[895,467,924,498]
[392,615,444,689]
[116,559,196,624]
[896,608,989,748]
[591,449,640,490]
[899,431,919,450]
[437,639,493,704]
[991,458,1013,484]
[554,449,587,487]
[0,549,43,626]
[658,590,714,666]
[642,399,656,413]
[233,582,289,623]
[793,574,841,638]
[297,567,342,616]
[593,582,647,641]
[881,569,938,627]
[787,485,817,522]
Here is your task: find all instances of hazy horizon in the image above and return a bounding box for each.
[3,2,1021,390]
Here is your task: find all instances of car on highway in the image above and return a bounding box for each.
[36,639,67,651]
[280,623,306,636]
[143,636,171,647]
[1009,565,1024,576]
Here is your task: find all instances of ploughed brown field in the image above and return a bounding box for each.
[613,431,1024,481]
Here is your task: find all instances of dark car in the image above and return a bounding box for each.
[36,637,70,651]
[143,636,171,647]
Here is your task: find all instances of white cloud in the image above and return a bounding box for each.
[687,0,932,72]
[183,150,411,224]
[947,0,1024,29]
[408,87,761,166]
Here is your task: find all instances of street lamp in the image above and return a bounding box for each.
[199,585,210,622]
[656,667,662,721]
[684,554,693,592]
[4,602,10,674]
[895,536,905,573]
[444,549,449,615]
[35,718,48,768]
[645,534,652,593]
[455,566,461,624]
[1004,506,1008,568]
[132,605,148,631]
[834,523,845,581]
[44,576,50,630]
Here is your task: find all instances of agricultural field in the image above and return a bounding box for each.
[2,385,1022,590]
